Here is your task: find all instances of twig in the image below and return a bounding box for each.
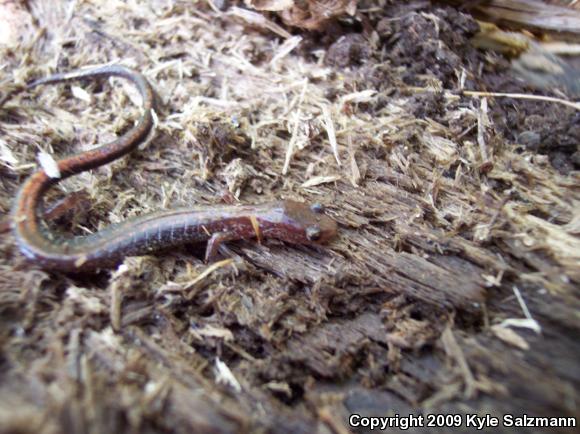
[463,90,580,111]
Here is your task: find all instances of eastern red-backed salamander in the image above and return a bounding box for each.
[1,65,338,272]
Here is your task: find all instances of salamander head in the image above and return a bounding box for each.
[260,200,338,245]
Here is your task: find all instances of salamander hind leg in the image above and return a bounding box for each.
[204,232,239,263]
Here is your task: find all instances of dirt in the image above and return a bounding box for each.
[0,1,578,434]
[338,4,579,174]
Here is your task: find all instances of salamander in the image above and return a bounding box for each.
[1,65,337,272]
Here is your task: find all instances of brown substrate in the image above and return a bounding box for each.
[0,1,578,433]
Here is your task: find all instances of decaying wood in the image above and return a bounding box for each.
[444,0,580,40]
[0,1,579,433]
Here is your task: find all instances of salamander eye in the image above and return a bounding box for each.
[310,203,325,214]
[306,226,322,241]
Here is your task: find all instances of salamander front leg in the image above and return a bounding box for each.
[205,232,238,262]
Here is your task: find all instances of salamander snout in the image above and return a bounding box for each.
[280,200,338,245]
